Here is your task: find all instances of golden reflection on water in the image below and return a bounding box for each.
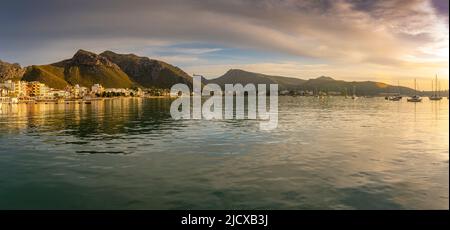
[0,97,448,209]
[0,98,146,133]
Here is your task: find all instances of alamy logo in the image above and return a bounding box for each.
[170,76,278,130]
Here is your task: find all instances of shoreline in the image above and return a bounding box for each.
[0,96,175,105]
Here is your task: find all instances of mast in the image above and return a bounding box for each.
[432,79,435,97]
[435,74,438,97]
[414,78,417,94]
[438,81,441,97]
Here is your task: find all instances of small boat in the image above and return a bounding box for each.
[429,95,443,100]
[429,74,442,101]
[389,95,402,101]
[407,79,422,102]
[388,81,402,101]
[407,95,422,102]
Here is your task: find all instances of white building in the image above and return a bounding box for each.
[0,80,13,90]
[135,88,144,97]
[0,80,27,97]
[47,89,70,99]
[71,84,89,98]
[105,88,130,96]
[91,84,105,95]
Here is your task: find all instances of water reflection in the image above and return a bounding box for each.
[0,97,448,209]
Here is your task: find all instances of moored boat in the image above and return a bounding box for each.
[389,95,402,101]
[388,81,402,101]
[407,95,422,102]
[407,79,422,102]
[429,74,442,101]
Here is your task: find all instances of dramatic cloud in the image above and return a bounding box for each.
[0,0,448,88]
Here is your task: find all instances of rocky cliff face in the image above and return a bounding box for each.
[100,51,193,88]
[0,60,25,81]
[22,49,133,89]
[54,49,120,69]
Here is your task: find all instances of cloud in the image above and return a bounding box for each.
[0,0,448,84]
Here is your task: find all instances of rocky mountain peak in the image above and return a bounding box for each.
[99,50,193,88]
[0,59,25,81]
[70,49,118,68]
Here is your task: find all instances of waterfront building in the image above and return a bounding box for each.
[44,89,69,99]
[15,81,29,97]
[71,84,81,98]
[135,88,144,97]
[91,84,105,95]
[1,80,144,99]
[105,88,130,96]
[0,80,14,91]
[0,80,28,97]
[27,81,49,98]
[70,84,89,98]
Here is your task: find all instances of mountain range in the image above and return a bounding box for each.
[206,69,421,96]
[0,49,438,96]
[14,49,192,90]
[205,69,306,90]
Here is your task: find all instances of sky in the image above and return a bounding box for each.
[0,0,448,89]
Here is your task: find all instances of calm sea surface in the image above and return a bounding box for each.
[0,97,448,209]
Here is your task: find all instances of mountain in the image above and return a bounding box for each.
[207,69,306,90]
[300,76,417,95]
[4,50,423,96]
[20,49,193,90]
[0,60,25,81]
[100,51,193,88]
[22,50,133,89]
[207,69,420,96]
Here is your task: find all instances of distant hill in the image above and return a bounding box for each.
[0,60,25,81]
[207,69,306,90]
[100,51,193,89]
[207,69,420,96]
[299,76,418,96]
[22,50,133,89]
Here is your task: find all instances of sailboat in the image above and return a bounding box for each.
[407,78,422,102]
[429,74,442,101]
[389,80,402,101]
[351,86,358,100]
[389,95,402,101]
